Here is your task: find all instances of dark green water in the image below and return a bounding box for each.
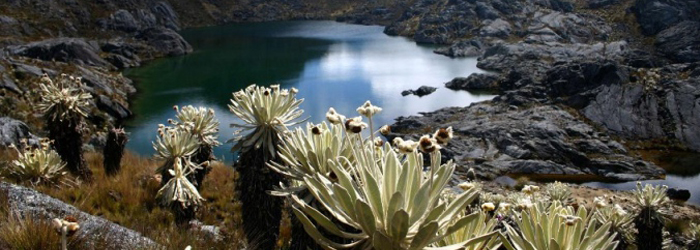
[124,21,493,161]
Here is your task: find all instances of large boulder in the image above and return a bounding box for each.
[631,0,700,36]
[109,9,140,32]
[479,19,512,39]
[445,73,499,91]
[655,21,700,63]
[8,38,111,68]
[136,27,192,56]
[434,39,486,57]
[0,182,158,249]
[150,1,180,31]
[0,117,38,147]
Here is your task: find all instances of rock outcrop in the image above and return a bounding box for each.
[0,182,158,249]
[389,101,664,181]
[0,117,38,147]
[8,38,112,68]
[445,73,499,91]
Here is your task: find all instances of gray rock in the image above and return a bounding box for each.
[0,67,20,93]
[401,85,437,97]
[110,10,140,32]
[150,1,181,31]
[478,41,629,72]
[666,188,691,201]
[527,10,611,44]
[631,0,700,36]
[96,94,132,120]
[10,62,57,78]
[0,117,38,147]
[541,60,700,151]
[0,182,158,249]
[136,27,192,56]
[655,21,700,63]
[479,19,512,39]
[8,38,111,68]
[0,15,18,25]
[445,73,499,91]
[434,39,486,57]
[390,102,664,181]
[475,2,500,20]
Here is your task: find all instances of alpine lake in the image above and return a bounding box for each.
[124,21,700,205]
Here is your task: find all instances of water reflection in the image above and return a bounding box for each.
[124,21,493,161]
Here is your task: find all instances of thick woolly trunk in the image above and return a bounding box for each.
[235,138,285,250]
[103,128,128,176]
[191,145,213,191]
[635,207,664,250]
[613,231,629,250]
[48,118,92,181]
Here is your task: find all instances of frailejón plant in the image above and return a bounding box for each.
[632,182,670,250]
[153,127,205,224]
[594,203,634,250]
[229,84,305,250]
[170,105,221,189]
[504,201,619,250]
[37,73,93,181]
[545,181,573,205]
[268,121,354,249]
[288,101,502,249]
[6,139,66,185]
[433,190,502,249]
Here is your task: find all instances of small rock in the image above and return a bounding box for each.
[401,86,437,97]
[667,188,691,201]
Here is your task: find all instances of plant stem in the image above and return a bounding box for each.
[61,226,67,250]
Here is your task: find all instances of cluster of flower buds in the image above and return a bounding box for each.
[379,125,391,136]
[356,101,382,118]
[499,202,512,213]
[418,135,440,153]
[458,181,476,191]
[392,137,418,154]
[593,196,608,209]
[51,216,80,236]
[326,108,345,125]
[345,117,367,134]
[481,202,496,212]
[559,214,582,226]
[521,185,540,195]
[612,204,627,216]
[433,127,453,145]
[517,197,534,210]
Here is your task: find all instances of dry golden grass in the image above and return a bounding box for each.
[24,151,248,249]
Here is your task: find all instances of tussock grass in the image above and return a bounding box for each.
[27,151,246,249]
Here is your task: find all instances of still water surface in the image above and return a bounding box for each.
[124,21,493,160]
